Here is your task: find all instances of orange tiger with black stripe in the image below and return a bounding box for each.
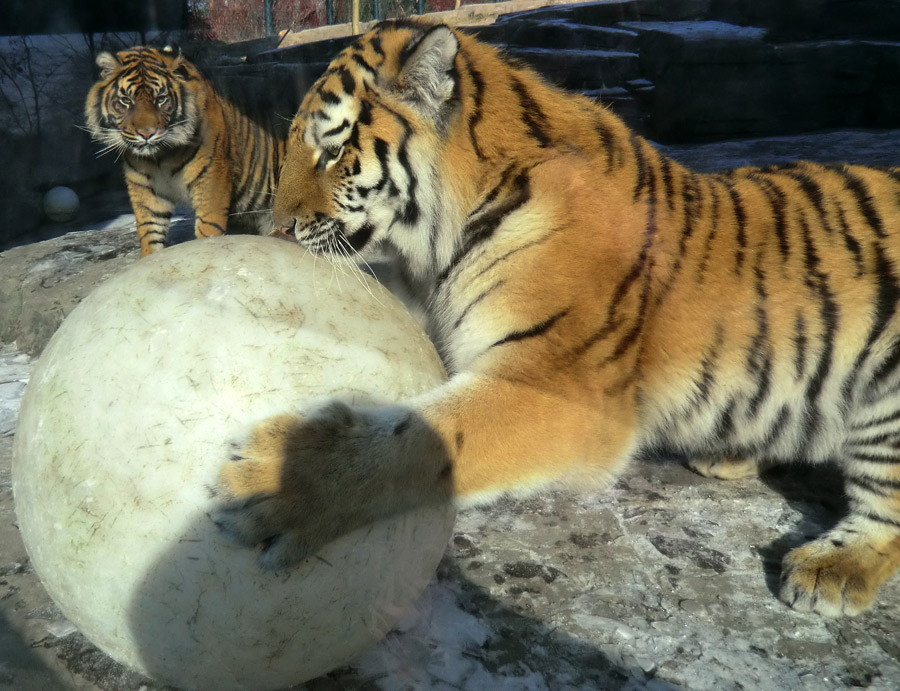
[85,46,292,257]
[214,20,900,616]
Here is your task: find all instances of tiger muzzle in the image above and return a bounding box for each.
[269,218,297,242]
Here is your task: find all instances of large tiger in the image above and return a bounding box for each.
[213,20,900,617]
[85,46,293,257]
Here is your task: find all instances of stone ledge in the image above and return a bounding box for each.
[0,220,142,356]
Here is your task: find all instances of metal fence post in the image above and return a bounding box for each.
[264,0,274,35]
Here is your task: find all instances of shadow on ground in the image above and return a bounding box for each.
[755,463,848,600]
[123,492,671,690]
[0,611,68,691]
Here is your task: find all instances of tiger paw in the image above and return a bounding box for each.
[213,402,374,570]
[779,536,900,617]
[686,456,757,480]
[217,413,301,499]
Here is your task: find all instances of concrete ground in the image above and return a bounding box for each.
[2,129,900,691]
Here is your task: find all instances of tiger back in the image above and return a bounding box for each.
[85,46,295,257]
[214,20,900,618]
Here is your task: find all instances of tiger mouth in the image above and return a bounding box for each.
[121,123,193,156]
[294,217,376,254]
[268,225,296,242]
[121,134,170,157]
[127,141,162,155]
[297,217,348,253]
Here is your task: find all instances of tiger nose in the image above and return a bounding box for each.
[136,126,158,141]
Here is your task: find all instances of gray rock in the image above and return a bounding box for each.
[625,20,900,140]
[0,219,140,356]
[496,0,640,25]
[472,20,640,52]
[506,46,640,91]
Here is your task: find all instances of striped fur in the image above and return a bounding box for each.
[85,46,291,256]
[215,21,900,616]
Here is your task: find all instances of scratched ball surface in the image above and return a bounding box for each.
[12,236,454,691]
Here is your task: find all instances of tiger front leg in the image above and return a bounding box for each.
[780,455,900,616]
[183,156,232,241]
[213,372,636,570]
[213,403,452,569]
[125,173,175,257]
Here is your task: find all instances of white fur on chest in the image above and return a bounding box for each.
[149,166,192,205]
[126,156,192,206]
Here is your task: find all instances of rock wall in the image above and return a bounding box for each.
[5,0,900,249]
[245,0,900,142]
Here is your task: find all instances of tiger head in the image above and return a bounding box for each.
[273,21,468,278]
[85,46,201,159]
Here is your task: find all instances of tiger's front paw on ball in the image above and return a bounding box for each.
[213,495,324,571]
[213,486,337,571]
[779,539,896,617]
[213,414,314,568]
[217,413,302,501]
[213,404,373,569]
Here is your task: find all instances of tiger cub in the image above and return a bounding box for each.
[85,46,292,257]
[213,20,900,616]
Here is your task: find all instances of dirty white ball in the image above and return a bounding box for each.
[43,185,80,222]
[12,236,454,691]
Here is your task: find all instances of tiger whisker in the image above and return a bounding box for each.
[331,239,364,296]
[228,209,274,217]
[94,142,124,158]
[309,242,320,295]
[325,237,348,295]
[336,234,382,306]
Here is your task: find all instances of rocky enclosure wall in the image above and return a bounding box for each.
[3,0,900,249]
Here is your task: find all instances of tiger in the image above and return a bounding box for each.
[85,45,294,257]
[213,19,900,617]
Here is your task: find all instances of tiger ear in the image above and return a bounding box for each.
[397,25,459,116]
[162,44,191,79]
[95,51,120,79]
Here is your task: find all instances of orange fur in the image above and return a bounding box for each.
[216,21,900,616]
[85,46,292,256]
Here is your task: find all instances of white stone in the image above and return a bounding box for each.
[12,236,455,691]
[42,186,80,222]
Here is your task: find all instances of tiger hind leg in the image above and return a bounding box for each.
[780,432,900,616]
[687,456,758,480]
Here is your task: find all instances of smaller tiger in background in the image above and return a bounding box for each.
[85,45,295,257]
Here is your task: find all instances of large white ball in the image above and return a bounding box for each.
[12,236,455,691]
[43,185,80,222]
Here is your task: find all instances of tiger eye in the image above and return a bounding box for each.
[316,145,343,172]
